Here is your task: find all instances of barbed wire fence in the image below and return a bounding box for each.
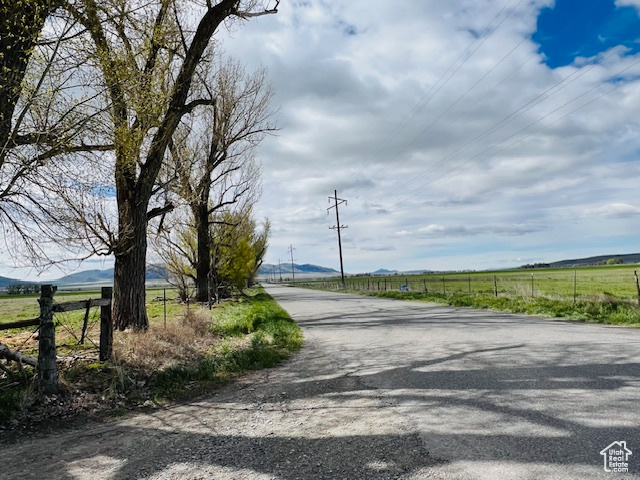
[300,270,640,305]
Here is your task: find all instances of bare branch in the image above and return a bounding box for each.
[147,202,174,220]
[236,0,280,18]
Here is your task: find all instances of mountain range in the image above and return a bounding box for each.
[258,263,339,276]
[545,253,640,268]
[0,266,167,288]
[1,252,639,288]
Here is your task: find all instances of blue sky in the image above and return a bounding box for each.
[3,0,640,280]
[534,0,640,67]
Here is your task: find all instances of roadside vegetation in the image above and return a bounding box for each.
[361,290,640,325]
[0,287,302,429]
[298,265,640,326]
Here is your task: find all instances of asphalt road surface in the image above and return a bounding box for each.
[1,285,639,479]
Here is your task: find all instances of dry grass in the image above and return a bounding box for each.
[112,309,219,373]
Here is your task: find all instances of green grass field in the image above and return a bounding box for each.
[307,265,640,302]
[0,287,303,425]
[297,265,640,326]
[0,287,178,326]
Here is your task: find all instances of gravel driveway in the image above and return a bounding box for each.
[1,285,638,479]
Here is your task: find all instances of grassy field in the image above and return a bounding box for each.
[305,265,640,301]
[0,287,179,326]
[297,265,640,326]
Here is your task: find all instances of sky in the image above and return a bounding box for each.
[3,0,640,280]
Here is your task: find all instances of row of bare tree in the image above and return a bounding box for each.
[0,0,279,330]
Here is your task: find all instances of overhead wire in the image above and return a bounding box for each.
[353,55,640,222]
[420,58,640,192]
[353,45,626,217]
[350,1,603,204]
[349,0,524,197]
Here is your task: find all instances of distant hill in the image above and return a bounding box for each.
[53,266,167,285]
[0,276,26,288]
[53,269,114,284]
[259,263,338,275]
[372,269,398,275]
[548,253,640,268]
[296,264,338,273]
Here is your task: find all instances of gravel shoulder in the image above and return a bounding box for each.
[0,336,450,480]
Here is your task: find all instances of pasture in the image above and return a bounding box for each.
[297,265,640,326]
[0,287,179,326]
[312,265,640,302]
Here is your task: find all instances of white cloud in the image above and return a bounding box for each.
[616,0,640,12]
[585,203,640,218]
[217,1,640,272]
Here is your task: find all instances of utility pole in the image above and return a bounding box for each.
[288,245,296,283]
[328,189,347,287]
[278,259,283,282]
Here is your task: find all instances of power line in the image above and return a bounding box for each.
[351,1,605,202]
[353,56,640,222]
[349,0,524,197]
[351,46,628,221]
[328,190,348,287]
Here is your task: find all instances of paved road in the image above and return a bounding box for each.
[1,285,639,479]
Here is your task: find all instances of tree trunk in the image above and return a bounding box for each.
[0,0,57,148]
[194,202,211,303]
[113,205,149,331]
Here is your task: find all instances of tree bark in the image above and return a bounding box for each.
[113,204,149,331]
[194,202,211,303]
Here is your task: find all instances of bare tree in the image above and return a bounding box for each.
[55,0,279,330]
[0,8,112,264]
[0,0,61,148]
[163,58,276,302]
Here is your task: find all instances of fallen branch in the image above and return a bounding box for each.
[0,342,37,368]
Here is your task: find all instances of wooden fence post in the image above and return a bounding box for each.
[531,274,534,297]
[634,271,640,306]
[38,285,57,394]
[493,275,498,298]
[100,287,113,361]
